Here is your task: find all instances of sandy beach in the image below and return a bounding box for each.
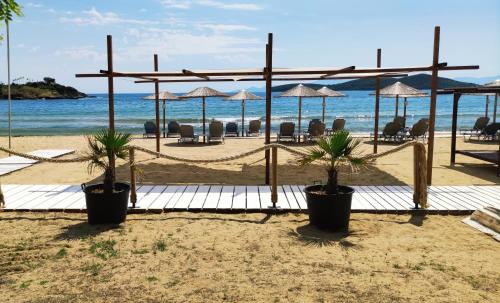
[0,135,498,186]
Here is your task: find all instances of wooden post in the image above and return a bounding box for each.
[485,95,489,117]
[403,97,408,119]
[265,33,273,185]
[413,143,419,208]
[413,143,428,208]
[106,35,116,178]
[154,54,160,154]
[322,96,326,123]
[162,100,166,138]
[202,97,206,143]
[298,96,302,143]
[395,95,399,117]
[129,147,137,208]
[373,48,382,154]
[271,146,278,208]
[241,99,245,137]
[426,26,440,185]
[494,93,498,123]
[450,93,461,165]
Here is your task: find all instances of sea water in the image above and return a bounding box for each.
[0,91,496,136]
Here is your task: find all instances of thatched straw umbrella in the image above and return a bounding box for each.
[181,87,228,143]
[316,86,346,122]
[376,81,428,118]
[144,91,181,137]
[483,79,500,122]
[225,89,263,136]
[278,84,325,142]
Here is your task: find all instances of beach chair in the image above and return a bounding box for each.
[393,116,406,129]
[167,121,180,138]
[246,120,261,136]
[326,118,346,135]
[470,123,500,141]
[402,119,429,142]
[225,122,239,137]
[382,121,403,142]
[460,117,490,139]
[304,122,326,142]
[178,125,199,143]
[143,121,156,138]
[277,122,297,142]
[208,120,224,144]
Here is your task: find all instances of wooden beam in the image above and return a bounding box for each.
[182,69,210,80]
[485,95,489,117]
[154,54,161,154]
[106,35,115,131]
[320,66,355,78]
[427,26,440,185]
[450,93,461,165]
[494,93,498,123]
[373,48,381,154]
[265,33,273,185]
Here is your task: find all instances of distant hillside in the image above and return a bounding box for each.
[0,77,87,99]
[272,73,478,92]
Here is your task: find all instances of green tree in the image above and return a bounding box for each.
[0,0,23,149]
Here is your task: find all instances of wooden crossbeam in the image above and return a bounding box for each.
[319,66,355,78]
[182,69,210,80]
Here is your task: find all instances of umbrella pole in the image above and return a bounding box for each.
[395,95,399,117]
[298,96,302,143]
[163,100,166,138]
[242,99,245,137]
[494,93,498,123]
[322,96,326,123]
[202,97,206,143]
[403,97,407,119]
[485,95,489,117]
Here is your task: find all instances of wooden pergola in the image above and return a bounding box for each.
[443,86,500,176]
[76,26,479,185]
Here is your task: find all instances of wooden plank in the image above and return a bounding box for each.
[276,186,290,209]
[163,186,187,209]
[1,184,21,194]
[291,185,308,210]
[0,164,32,176]
[172,185,198,209]
[135,185,168,210]
[188,185,210,210]
[45,185,85,210]
[449,186,497,208]
[370,185,413,209]
[6,185,55,209]
[129,185,154,208]
[428,186,469,210]
[3,184,35,203]
[0,156,36,164]
[467,186,500,208]
[18,185,72,210]
[246,186,261,210]
[29,149,74,158]
[63,191,86,210]
[424,188,456,211]
[232,186,246,210]
[354,186,390,210]
[382,185,438,211]
[217,186,234,210]
[203,185,222,209]
[283,185,301,210]
[258,186,273,209]
[435,186,485,210]
[146,185,172,210]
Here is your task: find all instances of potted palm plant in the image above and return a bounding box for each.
[83,129,131,225]
[300,130,364,231]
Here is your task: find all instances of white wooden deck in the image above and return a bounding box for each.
[0,150,74,176]
[1,184,499,214]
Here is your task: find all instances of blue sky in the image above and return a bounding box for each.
[1,0,499,93]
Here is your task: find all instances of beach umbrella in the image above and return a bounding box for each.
[316,86,346,122]
[225,89,263,136]
[483,79,500,123]
[181,87,229,143]
[278,84,325,142]
[376,81,428,118]
[144,91,180,137]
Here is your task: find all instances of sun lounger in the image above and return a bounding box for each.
[326,118,346,135]
[143,121,156,138]
[167,121,181,137]
[304,121,326,142]
[468,122,500,141]
[178,125,199,143]
[381,121,403,142]
[225,122,239,137]
[393,116,406,129]
[461,117,490,139]
[277,122,297,142]
[208,120,224,143]
[246,120,261,136]
[401,118,429,142]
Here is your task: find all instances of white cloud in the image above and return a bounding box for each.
[196,0,262,11]
[161,0,192,9]
[55,46,104,62]
[46,8,57,14]
[59,7,158,26]
[26,3,43,8]
[198,23,257,32]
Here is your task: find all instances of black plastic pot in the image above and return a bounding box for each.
[303,184,354,232]
[82,182,130,225]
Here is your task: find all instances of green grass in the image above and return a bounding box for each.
[153,239,167,252]
[54,248,67,259]
[83,262,102,277]
[89,239,118,260]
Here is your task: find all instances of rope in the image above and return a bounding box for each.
[0,146,91,163]
[361,141,421,161]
